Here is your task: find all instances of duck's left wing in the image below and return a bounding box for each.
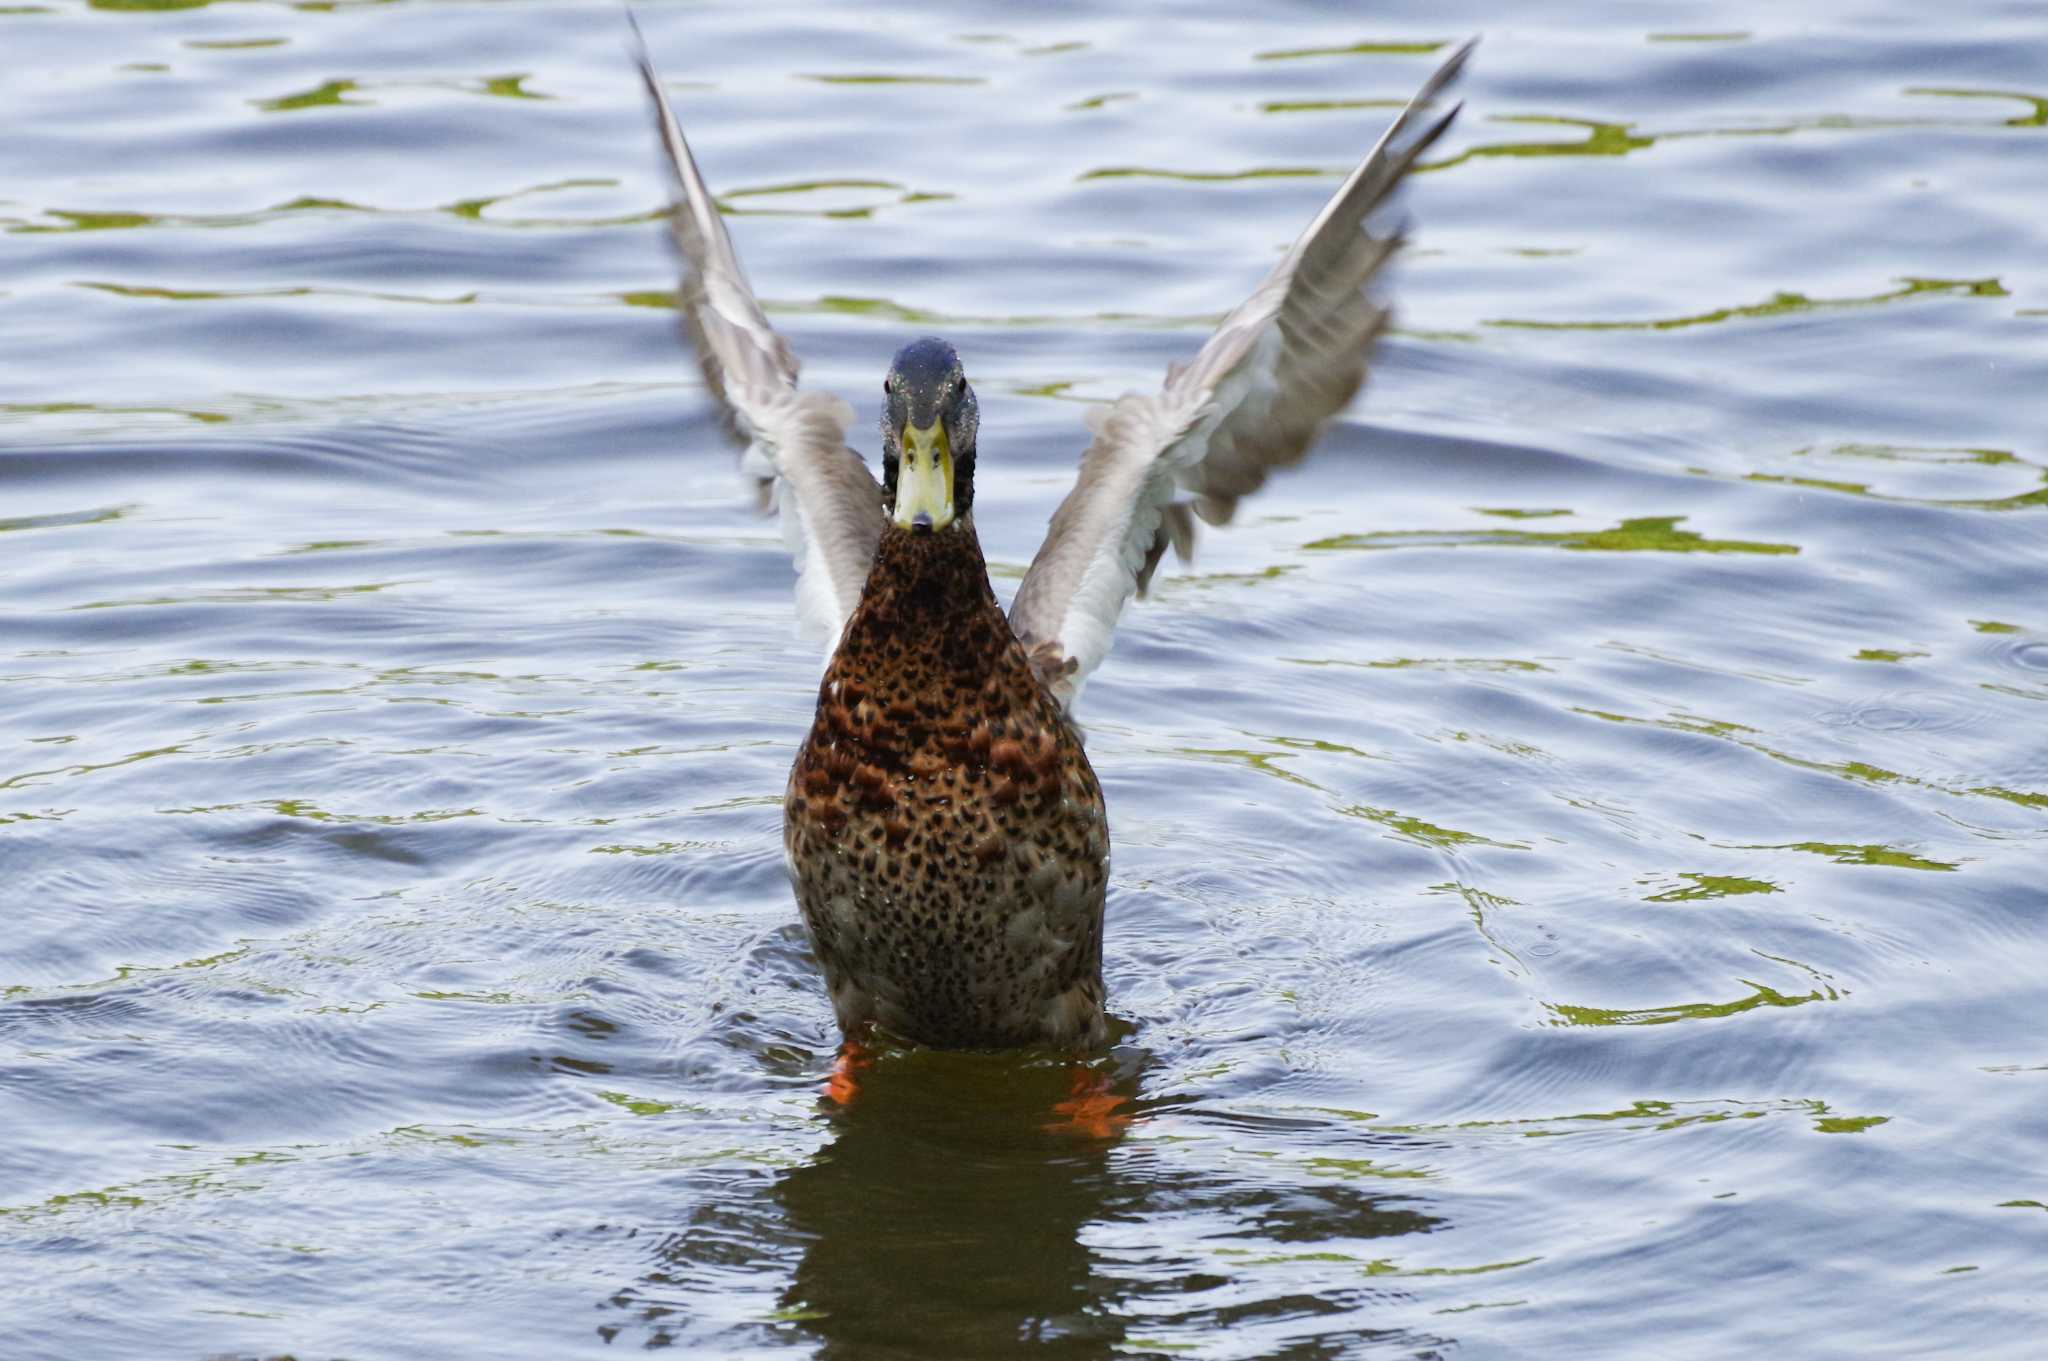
[635,28,885,645]
[1008,40,1471,707]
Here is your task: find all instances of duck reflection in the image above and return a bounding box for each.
[602,1045,1455,1357]
[774,1045,1146,1357]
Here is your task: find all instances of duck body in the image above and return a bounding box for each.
[785,518,1110,1049]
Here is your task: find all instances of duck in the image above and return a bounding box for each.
[634,32,1470,1050]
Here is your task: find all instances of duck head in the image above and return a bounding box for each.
[880,336,979,535]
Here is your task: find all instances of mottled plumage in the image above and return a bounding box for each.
[635,26,1469,1048]
[787,519,1108,1047]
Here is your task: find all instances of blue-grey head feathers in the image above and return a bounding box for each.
[880,335,979,517]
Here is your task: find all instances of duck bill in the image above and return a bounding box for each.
[893,420,956,533]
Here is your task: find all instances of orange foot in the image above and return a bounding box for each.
[823,1039,874,1107]
[1047,1065,1133,1140]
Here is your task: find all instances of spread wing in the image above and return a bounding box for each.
[1007,40,1472,707]
[635,28,885,645]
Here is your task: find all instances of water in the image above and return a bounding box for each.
[3,1,2044,1357]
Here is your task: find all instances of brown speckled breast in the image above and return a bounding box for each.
[783,517,1108,1049]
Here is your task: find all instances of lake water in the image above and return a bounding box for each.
[2,1,2044,1357]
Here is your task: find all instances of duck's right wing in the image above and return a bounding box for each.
[635,28,885,645]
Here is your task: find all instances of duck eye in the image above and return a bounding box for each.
[883,378,894,395]
[953,375,967,397]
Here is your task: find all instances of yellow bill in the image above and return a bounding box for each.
[893,420,955,532]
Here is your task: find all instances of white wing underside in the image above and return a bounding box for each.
[635,24,883,646]
[1007,40,1473,707]
[636,27,1470,688]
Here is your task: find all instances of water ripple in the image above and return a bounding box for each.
[3,4,2045,1359]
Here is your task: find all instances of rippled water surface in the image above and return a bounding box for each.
[4,1,2045,1357]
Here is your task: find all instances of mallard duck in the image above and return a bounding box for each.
[635,36,1469,1050]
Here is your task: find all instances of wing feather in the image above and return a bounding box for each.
[634,25,884,644]
[1009,40,1473,705]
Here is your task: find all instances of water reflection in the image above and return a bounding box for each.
[774,1049,1141,1357]
[604,1048,1150,1353]
[1304,514,1799,555]
[1487,276,2007,333]
[605,1047,1455,1356]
